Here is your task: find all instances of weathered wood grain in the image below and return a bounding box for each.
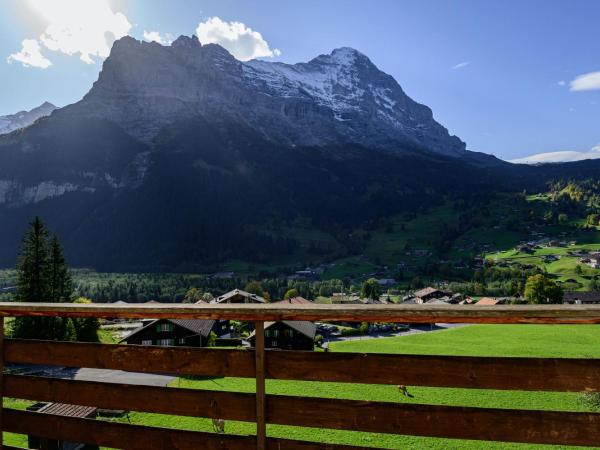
[1,302,600,323]
[4,375,255,421]
[3,408,253,450]
[266,350,600,391]
[5,339,255,377]
[266,396,600,446]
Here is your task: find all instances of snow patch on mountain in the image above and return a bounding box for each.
[0,102,57,135]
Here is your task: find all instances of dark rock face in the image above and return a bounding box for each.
[60,36,465,155]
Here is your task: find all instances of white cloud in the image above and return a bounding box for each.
[196,17,280,61]
[451,61,470,70]
[143,30,172,45]
[7,39,52,69]
[509,144,600,164]
[11,0,131,66]
[570,71,600,91]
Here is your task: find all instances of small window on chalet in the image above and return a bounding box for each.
[157,323,174,332]
[265,330,271,338]
[157,338,175,346]
[272,330,279,338]
[284,329,294,337]
[178,338,186,345]
[272,340,278,347]
[141,340,153,346]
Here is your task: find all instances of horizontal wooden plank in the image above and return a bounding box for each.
[4,374,255,422]
[1,302,600,323]
[3,408,253,450]
[4,339,255,378]
[267,395,600,447]
[8,340,600,392]
[267,439,369,450]
[3,409,372,450]
[266,350,600,392]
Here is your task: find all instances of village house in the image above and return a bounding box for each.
[121,318,230,346]
[412,287,451,303]
[273,296,313,305]
[249,321,316,350]
[563,292,600,305]
[475,297,508,306]
[211,289,266,304]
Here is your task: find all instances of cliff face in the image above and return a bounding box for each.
[61,36,465,155]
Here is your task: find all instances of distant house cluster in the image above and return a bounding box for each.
[120,289,316,351]
[402,287,463,305]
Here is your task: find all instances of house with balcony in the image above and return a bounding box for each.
[249,321,316,350]
[121,318,230,346]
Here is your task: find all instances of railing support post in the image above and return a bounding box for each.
[0,316,4,450]
[254,321,266,450]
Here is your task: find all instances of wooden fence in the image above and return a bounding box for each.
[1,303,600,449]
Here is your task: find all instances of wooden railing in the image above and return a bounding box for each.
[1,303,600,449]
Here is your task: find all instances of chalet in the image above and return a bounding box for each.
[273,296,313,305]
[249,321,316,351]
[121,318,230,346]
[475,297,508,306]
[27,402,98,450]
[211,289,266,304]
[412,287,450,303]
[564,292,600,305]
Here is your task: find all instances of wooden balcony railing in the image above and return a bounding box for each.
[1,303,600,449]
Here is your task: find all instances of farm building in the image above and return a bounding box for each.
[249,321,316,351]
[564,292,600,305]
[121,318,230,346]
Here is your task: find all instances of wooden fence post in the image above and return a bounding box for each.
[254,321,266,450]
[0,317,4,450]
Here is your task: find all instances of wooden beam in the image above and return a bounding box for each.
[3,408,252,450]
[4,340,255,378]
[255,321,266,450]
[266,395,600,447]
[0,317,3,450]
[8,339,600,393]
[4,375,256,422]
[266,350,600,392]
[1,302,600,323]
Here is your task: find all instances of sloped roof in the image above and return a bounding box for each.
[121,318,217,342]
[273,296,312,305]
[476,297,504,306]
[249,321,317,339]
[212,289,266,304]
[414,287,441,298]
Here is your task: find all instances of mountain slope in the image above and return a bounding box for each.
[0,102,56,135]
[0,36,596,271]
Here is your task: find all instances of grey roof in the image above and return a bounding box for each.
[121,318,217,342]
[250,321,317,339]
[212,288,266,304]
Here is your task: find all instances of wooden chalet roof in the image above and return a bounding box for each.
[121,318,217,342]
[273,296,312,305]
[212,289,266,304]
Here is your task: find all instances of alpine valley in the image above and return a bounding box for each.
[0,36,598,271]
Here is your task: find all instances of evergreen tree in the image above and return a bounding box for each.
[48,235,73,303]
[12,218,77,341]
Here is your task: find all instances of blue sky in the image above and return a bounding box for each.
[1,0,599,161]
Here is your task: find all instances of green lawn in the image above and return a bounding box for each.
[97,325,600,450]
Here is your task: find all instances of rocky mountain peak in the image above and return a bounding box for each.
[60,36,465,155]
[0,101,57,136]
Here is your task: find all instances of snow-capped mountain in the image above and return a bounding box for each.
[0,102,57,135]
[60,35,465,156]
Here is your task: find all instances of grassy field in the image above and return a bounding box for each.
[37,325,595,450]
